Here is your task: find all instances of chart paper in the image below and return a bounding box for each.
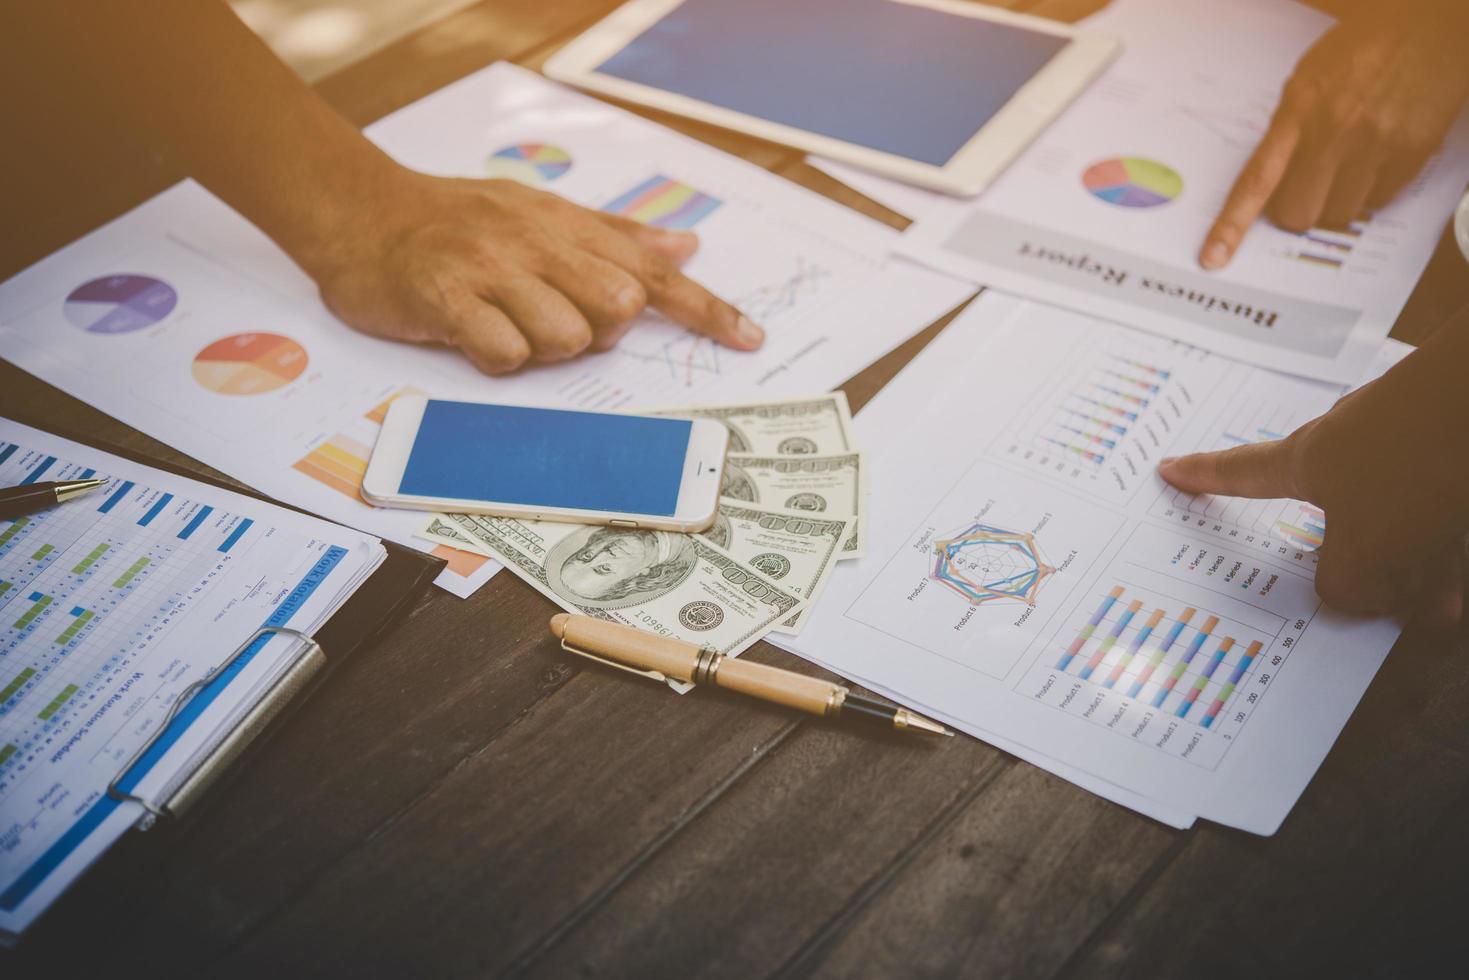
[0,64,972,596]
[774,293,1403,832]
[0,419,382,939]
[896,0,1469,383]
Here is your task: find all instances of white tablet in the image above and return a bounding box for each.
[544,0,1120,197]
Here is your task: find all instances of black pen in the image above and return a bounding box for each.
[0,478,109,521]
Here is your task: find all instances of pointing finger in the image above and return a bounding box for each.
[1200,104,1304,269]
[588,214,765,351]
[1157,440,1301,500]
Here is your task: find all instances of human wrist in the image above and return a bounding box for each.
[269,146,420,283]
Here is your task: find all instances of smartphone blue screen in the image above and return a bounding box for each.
[594,0,1070,166]
[400,401,692,516]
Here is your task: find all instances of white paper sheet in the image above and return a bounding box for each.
[0,64,973,596]
[892,0,1469,383]
[0,418,383,940]
[774,291,1403,833]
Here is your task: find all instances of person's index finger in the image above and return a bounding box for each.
[641,257,765,351]
[1157,442,1299,500]
[1199,112,1303,270]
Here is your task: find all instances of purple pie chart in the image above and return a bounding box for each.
[64,275,178,334]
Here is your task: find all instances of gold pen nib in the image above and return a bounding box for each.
[893,708,954,737]
[54,478,109,502]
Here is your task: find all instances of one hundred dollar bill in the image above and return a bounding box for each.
[720,452,865,557]
[416,514,496,558]
[698,502,852,635]
[652,392,855,455]
[441,513,805,682]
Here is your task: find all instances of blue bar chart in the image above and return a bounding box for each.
[1019,524,1319,770]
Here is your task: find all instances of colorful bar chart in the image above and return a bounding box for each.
[1273,503,1326,551]
[1203,640,1264,727]
[1049,582,1270,738]
[1035,353,1171,468]
[1127,608,1194,697]
[1078,599,1142,680]
[604,175,723,230]
[1281,213,1367,270]
[1055,586,1122,671]
[1152,615,1220,707]
[1103,607,1164,688]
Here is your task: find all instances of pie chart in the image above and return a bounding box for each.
[484,143,573,183]
[192,333,308,395]
[1082,157,1182,209]
[64,275,177,334]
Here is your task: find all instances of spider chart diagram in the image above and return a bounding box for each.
[929,523,1055,607]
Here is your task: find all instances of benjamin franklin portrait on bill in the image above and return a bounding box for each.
[545,526,699,610]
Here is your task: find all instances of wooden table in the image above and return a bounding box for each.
[5,3,1469,975]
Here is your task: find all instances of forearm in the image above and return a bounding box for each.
[15,1,403,269]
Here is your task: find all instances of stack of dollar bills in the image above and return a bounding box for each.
[416,394,865,667]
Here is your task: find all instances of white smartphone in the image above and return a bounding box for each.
[544,0,1119,196]
[362,397,728,532]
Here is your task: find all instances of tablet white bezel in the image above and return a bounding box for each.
[543,0,1120,197]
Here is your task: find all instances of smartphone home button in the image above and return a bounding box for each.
[608,519,639,528]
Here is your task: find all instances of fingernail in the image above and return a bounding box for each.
[1159,457,1178,467]
[1201,242,1229,269]
[735,315,765,348]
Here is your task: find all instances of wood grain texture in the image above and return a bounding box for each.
[3,0,1467,976]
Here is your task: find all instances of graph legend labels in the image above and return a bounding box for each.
[1082,157,1182,208]
[191,333,308,396]
[483,142,573,183]
[63,275,177,334]
[604,175,723,229]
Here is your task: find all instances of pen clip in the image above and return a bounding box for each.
[560,637,678,690]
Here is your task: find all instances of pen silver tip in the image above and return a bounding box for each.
[894,708,954,737]
[55,478,109,502]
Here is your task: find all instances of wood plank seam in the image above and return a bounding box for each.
[187,649,585,971]
[500,719,805,976]
[768,755,1016,980]
[1049,828,1193,979]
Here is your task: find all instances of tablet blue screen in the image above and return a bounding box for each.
[400,401,691,515]
[595,0,1071,166]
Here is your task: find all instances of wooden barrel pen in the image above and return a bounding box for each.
[550,614,952,737]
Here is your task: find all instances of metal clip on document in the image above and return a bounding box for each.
[105,625,327,825]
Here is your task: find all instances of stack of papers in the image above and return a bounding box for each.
[772,293,1409,832]
[0,418,384,939]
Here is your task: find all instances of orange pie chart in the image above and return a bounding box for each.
[192,333,308,395]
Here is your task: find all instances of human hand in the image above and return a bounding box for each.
[1199,3,1469,270]
[301,170,764,375]
[1156,381,1467,630]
